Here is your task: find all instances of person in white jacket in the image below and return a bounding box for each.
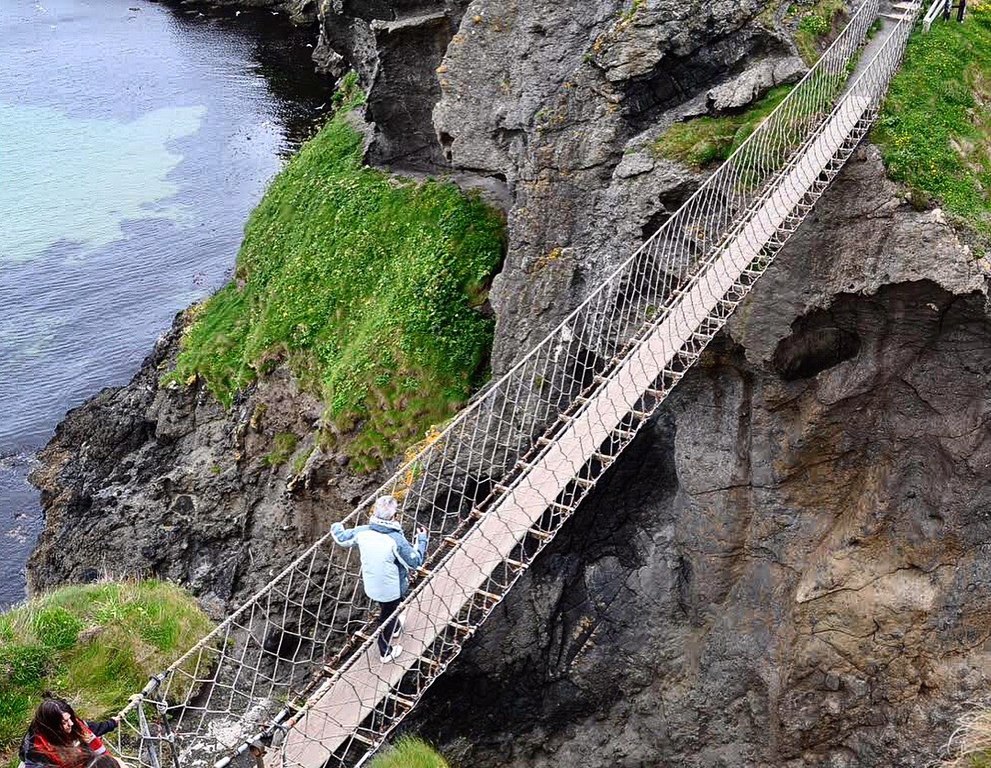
[331,495,428,662]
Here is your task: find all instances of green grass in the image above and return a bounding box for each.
[368,737,449,768]
[291,446,314,475]
[0,581,214,763]
[619,0,645,23]
[167,77,505,473]
[264,432,299,468]
[653,85,794,168]
[873,4,991,241]
[791,0,847,64]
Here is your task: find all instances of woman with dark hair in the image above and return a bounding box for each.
[19,695,120,768]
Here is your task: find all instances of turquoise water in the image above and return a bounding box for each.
[0,0,331,607]
[0,102,205,264]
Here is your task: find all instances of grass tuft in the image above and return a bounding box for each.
[167,78,505,472]
[32,606,84,651]
[0,580,214,763]
[873,3,991,241]
[291,446,314,476]
[653,85,794,168]
[790,0,848,64]
[265,432,299,468]
[368,736,449,768]
[942,705,991,767]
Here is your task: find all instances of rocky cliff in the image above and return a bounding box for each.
[314,0,807,369]
[27,319,384,613]
[189,0,317,24]
[412,147,991,767]
[28,0,991,765]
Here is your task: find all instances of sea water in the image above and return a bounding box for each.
[0,0,330,607]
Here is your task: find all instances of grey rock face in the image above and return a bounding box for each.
[365,9,463,165]
[706,55,805,112]
[411,149,991,768]
[432,0,799,373]
[314,0,471,167]
[724,146,986,365]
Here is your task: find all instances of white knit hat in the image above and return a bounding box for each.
[372,495,398,521]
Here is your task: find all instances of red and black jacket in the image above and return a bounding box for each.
[20,720,118,768]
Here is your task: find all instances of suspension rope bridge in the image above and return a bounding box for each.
[107,1,929,766]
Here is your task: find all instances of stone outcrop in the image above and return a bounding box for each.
[187,0,318,24]
[432,0,805,374]
[313,0,472,167]
[706,55,806,112]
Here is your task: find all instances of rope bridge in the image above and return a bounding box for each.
[108,2,921,766]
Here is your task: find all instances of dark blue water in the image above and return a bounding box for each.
[0,0,331,608]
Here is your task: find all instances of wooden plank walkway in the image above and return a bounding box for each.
[277,89,874,768]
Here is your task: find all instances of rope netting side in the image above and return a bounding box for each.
[106,3,918,767]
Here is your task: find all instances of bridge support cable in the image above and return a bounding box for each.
[106,3,921,767]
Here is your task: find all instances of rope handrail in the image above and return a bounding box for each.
[107,3,922,767]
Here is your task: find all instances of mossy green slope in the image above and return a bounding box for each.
[169,91,505,472]
[874,4,991,240]
[653,85,794,169]
[368,737,449,768]
[0,580,214,762]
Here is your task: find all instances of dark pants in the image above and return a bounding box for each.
[377,598,402,656]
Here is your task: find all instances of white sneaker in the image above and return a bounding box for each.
[380,644,404,664]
